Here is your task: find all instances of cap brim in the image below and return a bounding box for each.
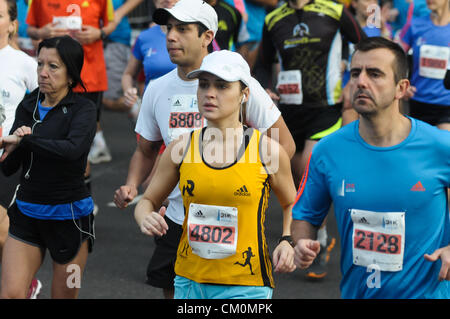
[153,7,198,26]
[186,69,204,80]
[153,8,171,25]
[187,69,243,84]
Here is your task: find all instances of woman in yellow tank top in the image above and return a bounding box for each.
[134,50,297,299]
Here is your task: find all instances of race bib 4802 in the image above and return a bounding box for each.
[187,203,238,260]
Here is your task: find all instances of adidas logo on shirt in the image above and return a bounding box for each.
[234,185,251,197]
[358,217,369,225]
[194,210,204,218]
[411,181,426,192]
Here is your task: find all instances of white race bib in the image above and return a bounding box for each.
[419,44,450,79]
[351,209,405,272]
[276,70,303,105]
[168,94,205,143]
[52,16,82,30]
[187,203,238,259]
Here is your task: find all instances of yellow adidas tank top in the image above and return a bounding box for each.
[176,127,274,288]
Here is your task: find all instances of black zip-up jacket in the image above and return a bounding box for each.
[1,88,96,205]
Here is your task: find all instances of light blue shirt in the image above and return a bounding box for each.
[401,15,450,106]
[132,25,176,86]
[38,101,52,120]
[17,0,29,38]
[108,0,132,46]
[293,118,450,298]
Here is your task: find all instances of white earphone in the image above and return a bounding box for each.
[241,94,246,104]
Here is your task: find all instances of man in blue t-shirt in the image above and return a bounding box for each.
[292,37,450,299]
[131,24,176,88]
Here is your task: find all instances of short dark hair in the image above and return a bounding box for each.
[37,36,86,92]
[195,22,213,53]
[353,36,408,83]
[5,0,17,39]
[5,0,17,21]
[196,22,208,37]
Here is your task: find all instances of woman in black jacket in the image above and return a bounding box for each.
[0,36,96,299]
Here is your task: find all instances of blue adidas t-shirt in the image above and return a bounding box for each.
[401,15,450,106]
[132,25,176,87]
[292,118,450,299]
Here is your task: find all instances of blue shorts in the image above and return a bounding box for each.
[174,276,273,299]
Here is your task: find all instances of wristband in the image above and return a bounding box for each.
[100,28,107,40]
[278,235,294,247]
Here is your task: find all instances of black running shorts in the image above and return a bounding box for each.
[146,216,183,289]
[76,92,103,122]
[409,99,450,126]
[279,103,342,152]
[7,202,95,264]
[0,170,20,208]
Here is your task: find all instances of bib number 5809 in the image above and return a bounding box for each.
[169,112,203,128]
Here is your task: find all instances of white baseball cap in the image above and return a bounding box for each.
[187,50,251,87]
[153,0,218,36]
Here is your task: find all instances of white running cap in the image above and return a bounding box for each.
[153,0,218,36]
[187,50,251,87]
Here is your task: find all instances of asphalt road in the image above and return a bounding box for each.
[25,109,342,300]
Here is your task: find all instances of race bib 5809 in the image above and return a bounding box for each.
[168,94,205,142]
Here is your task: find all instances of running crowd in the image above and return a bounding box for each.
[0,0,448,300]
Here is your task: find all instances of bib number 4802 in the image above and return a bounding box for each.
[189,224,235,245]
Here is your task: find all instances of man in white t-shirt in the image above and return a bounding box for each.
[0,43,38,187]
[0,46,38,139]
[113,0,295,299]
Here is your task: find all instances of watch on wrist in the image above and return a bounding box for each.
[278,235,294,247]
[100,28,107,40]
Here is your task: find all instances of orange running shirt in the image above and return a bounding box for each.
[27,0,114,92]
